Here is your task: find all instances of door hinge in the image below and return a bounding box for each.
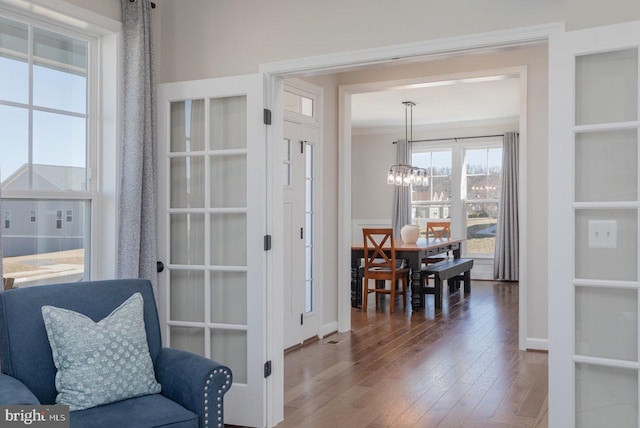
[264,360,272,378]
[264,235,272,251]
[263,109,272,125]
[300,313,304,325]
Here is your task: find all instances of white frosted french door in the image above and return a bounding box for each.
[157,75,266,428]
[549,21,640,428]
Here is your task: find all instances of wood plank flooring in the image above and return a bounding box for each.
[274,281,548,428]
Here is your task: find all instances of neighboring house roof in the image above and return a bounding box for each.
[1,164,86,191]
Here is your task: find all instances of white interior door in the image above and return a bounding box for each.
[549,21,640,428]
[283,120,319,348]
[156,74,266,428]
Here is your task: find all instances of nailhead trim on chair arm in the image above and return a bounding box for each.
[204,368,231,428]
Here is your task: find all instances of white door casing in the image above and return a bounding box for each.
[157,74,267,428]
[549,20,640,428]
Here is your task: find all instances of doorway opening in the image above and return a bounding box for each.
[262,23,561,426]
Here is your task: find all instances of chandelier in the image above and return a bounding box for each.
[387,101,429,187]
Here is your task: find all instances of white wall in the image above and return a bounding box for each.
[61,0,120,21]
[154,0,640,82]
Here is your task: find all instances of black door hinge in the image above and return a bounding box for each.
[264,235,272,251]
[300,313,304,325]
[264,360,272,378]
[263,109,272,125]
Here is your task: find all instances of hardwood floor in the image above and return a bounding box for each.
[275,281,548,428]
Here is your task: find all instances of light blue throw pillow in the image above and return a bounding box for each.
[41,292,161,411]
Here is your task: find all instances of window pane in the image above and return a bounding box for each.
[466,148,502,200]
[576,363,638,428]
[283,90,313,117]
[0,105,28,187]
[32,111,87,191]
[0,16,28,104]
[575,129,638,202]
[466,149,487,174]
[412,150,452,224]
[412,150,452,203]
[466,202,498,256]
[33,64,87,114]
[576,49,638,126]
[1,199,90,286]
[32,27,87,114]
[170,100,205,153]
[210,96,246,150]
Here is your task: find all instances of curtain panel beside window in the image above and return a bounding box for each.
[392,139,412,239]
[493,132,519,280]
[117,0,158,292]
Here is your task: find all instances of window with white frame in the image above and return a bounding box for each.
[0,13,96,285]
[411,148,452,221]
[412,139,503,258]
[464,146,502,257]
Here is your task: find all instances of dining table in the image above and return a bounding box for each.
[351,237,466,310]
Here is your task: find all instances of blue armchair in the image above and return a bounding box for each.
[0,279,232,428]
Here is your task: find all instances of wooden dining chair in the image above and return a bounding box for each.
[421,221,452,294]
[362,228,410,313]
[426,221,451,240]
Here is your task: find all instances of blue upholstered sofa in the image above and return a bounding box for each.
[0,279,232,428]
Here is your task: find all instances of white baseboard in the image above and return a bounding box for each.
[526,337,548,351]
[470,258,494,280]
[320,321,339,338]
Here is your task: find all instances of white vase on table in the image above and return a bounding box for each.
[400,224,419,244]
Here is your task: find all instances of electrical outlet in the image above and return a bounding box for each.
[587,220,617,249]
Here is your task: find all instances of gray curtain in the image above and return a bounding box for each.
[494,132,519,280]
[118,0,157,292]
[392,139,411,239]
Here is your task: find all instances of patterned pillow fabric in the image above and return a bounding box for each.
[41,292,161,411]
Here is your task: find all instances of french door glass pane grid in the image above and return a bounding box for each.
[572,46,640,427]
[167,95,250,385]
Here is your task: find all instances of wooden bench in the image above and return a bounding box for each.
[419,258,473,309]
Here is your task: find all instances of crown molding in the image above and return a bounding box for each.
[260,22,565,76]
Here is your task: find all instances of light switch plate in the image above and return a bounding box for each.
[588,220,617,249]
